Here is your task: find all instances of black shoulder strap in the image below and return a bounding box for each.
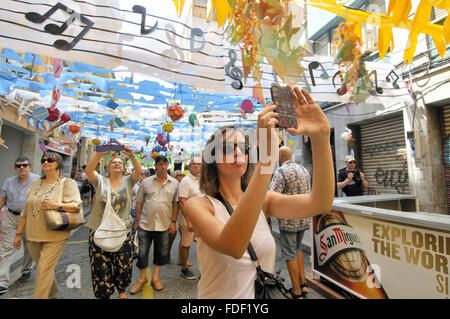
[213,193,259,264]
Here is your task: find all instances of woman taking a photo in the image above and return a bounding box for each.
[85,145,142,299]
[14,152,82,299]
[184,86,335,298]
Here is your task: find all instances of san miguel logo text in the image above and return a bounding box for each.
[315,224,365,266]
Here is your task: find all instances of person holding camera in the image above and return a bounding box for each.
[337,155,368,196]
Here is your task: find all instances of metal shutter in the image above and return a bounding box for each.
[360,114,409,195]
[441,105,450,214]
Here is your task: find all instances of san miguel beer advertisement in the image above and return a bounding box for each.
[312,210,450,299]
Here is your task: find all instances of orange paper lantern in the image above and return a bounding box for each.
[167,104,184,121]
[68,123,81,134]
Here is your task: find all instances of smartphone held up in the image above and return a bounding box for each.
[270,84,298,130]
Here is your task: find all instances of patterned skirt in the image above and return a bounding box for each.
[88,230,134,299]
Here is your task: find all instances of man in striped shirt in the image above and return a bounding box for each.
[269,147,311,299]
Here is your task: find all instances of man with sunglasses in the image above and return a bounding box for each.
[337,155,368,196]
[0,157,39,295]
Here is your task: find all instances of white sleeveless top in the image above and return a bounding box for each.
[197,196,276,299]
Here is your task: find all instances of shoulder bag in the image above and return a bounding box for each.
[214,193,291,299]
[93,179,128,252]
[45,178,85,231]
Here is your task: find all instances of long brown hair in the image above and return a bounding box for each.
[200,125,256,196]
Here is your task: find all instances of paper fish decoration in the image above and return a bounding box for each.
[341,128,355,141]
[30,106,49,121]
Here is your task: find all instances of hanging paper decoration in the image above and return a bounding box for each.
[162,122,174,133]
[307,0,450,63]
[188,113,200,127]
[68,123,81,134]
[332,22,382,104]
[46,106,60,122]
[50,88,61,109]
[115,117,125,127]
[28,106,49,122]
[156,133,167,146]
[39,144,48,152]
[167,103,184,121]
[340,127,355,141]
[53,58,63,78]
[151,152,160,160]
[46,112,70,136]
[240,99,255,119]
[153,145,162,153]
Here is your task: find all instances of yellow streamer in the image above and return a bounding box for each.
[304,0,449,63]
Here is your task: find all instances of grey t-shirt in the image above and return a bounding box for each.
[86,174,136,231]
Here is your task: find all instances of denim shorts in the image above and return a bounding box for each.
[136,229,170,268]
[280,229,306,260]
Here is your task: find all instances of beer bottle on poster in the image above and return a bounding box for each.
[313,210,389,299]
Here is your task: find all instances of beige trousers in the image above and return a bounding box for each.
[26,239,67,299]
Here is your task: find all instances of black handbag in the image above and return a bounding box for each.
[214,193,291,299]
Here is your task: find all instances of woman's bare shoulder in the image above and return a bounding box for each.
[186,195,215,215]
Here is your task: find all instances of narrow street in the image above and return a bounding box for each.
[0,206,326,300]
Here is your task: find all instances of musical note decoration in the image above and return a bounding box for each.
[308,61,329,86]
[225,49,243,90]
[25,2,94,51]
[132,5,158,35]
[386,70,400,89]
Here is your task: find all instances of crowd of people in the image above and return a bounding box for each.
[0,86,372,299]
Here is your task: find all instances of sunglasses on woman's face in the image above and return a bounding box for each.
[41,158,56,164]
[221,141,249,155]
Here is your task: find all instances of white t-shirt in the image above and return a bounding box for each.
[136,175,179,231]
[197,196,276,299]
[176,172,204,226]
